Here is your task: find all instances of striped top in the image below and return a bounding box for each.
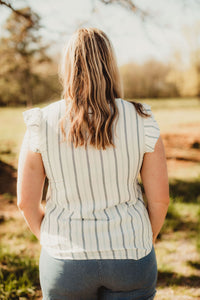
[20,98,160,260]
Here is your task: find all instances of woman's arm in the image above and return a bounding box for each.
[17,133,46,240]
[140,136,170,244]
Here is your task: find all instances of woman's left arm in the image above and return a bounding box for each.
[17,132,46,240]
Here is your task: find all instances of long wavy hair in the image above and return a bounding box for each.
[59,27,149,150]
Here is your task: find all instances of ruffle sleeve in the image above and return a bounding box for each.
[142,103,160,153]
[22,107,43,153]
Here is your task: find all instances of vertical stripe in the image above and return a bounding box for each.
[126,208,138,259]
[120,102,138,256]
[45,114,59,249]
[71,141,88,259]
[46,118,58,205]
[121,100,140,258]
[86,145,102,259]
[99,149,116,259]
[133,204,146,250]
[112,125,128,258]
[121,100,131,202]
[114,206,128,258]
[58,103,70,210]
[135,112,141,176]
[113,148,121,204]
[137,195,152,249]
[122,100,146,256]
[48,204,57,235]
[112,128,121,205]
[69,212,75,259]
[134,109,147,251]
[57,208,65,257]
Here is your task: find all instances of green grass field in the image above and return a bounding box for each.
[0,98,200,299]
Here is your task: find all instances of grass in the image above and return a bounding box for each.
[0,100,52,168]
[0,97,200,299]
[0,247,40,300]
[0,214,42,299]
[160,200,200,239]
[135,97,200,134]
[133,97,200,109]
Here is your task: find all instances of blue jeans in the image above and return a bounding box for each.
[39,246,157,300]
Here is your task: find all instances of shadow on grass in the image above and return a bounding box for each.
[0,160,16,195]
[0,158,48,198]
[157,270,200,288]
[169,179,200,203]
[157,200,198,239]
[187,261,200,270]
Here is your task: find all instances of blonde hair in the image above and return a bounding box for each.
[59,27,148,150]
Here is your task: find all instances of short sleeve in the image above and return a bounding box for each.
[143,103,160,153]
[22,107,43,153]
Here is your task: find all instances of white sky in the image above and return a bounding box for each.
[0,0,200,66]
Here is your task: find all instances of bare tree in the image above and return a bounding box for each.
[0,0,34,23]
[1,0,200,29]
[98,0,200,24]
[99,0,148,20]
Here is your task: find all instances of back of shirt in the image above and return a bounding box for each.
[21,98,160,260]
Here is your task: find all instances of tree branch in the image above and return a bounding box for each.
[99,0,148,20]
[0,0,33,23]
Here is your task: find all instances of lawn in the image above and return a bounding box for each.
[0,97,200,299]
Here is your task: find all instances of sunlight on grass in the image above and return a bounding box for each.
[0,100,54,168]
[0,247,40,299]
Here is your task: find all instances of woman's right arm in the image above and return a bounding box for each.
[140,136,170,244]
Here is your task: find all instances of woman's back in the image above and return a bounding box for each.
[22,97,160,260]
[18,27,169,299]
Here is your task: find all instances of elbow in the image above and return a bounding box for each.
[166,197,170,207]
[166,188,170,206]
[163,194,170,207]
[17,187,29,211]
[17,185,25,210]
[161,187,170,207]
[161,191,170,207]
[17,200,25,211]
[17,196,28,211]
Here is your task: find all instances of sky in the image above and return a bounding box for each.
[0,0,200,66]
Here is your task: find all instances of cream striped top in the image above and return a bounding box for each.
[20,98,160,260]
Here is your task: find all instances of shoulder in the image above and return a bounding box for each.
[141,103,152,113]
[41,99,65,117]
[116,99,152,117]
[142,103,160,153]
[115,98,136,111]
[23,99,65,128]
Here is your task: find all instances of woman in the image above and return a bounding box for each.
[17,27,169,300]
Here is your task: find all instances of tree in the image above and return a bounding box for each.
[0,0,34,23]
[120,60,179,99]
[0,7,54,106]
[166,22,200,98]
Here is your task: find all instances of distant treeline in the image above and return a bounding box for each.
[0,7,199,106]
[120,57,200,99]
[120,60,178,99]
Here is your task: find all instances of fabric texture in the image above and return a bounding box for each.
[22,107,43,153]
[21,98,160,260]
[142,104,160,153]
[39,245,157,300]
